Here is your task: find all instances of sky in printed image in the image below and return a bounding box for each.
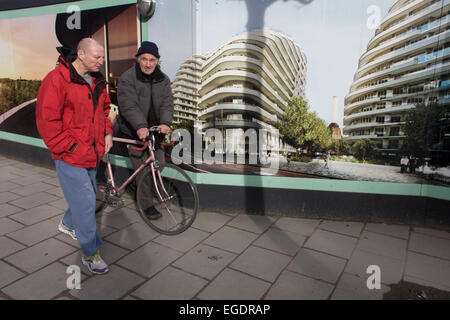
[0,14,60,80]
[150,0,394,128]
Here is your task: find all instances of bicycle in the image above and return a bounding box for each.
[95,126,199,235]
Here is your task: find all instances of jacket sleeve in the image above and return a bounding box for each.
[158,76,174,127]
[117,72,148,131]
[103,92,113,136]
[36,72,76,154]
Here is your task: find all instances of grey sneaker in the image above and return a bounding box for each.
[82,251,109,275]
[58,221,77,241]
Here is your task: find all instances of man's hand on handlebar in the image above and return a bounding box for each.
[137,125,172,141]
[137,127,150,141]
[158,124,171,135]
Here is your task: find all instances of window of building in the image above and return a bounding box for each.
[375,127,384,136]
[393,87,404,95]
[376,116,385,123]
[389,140,399,149]
[390,127,400,136]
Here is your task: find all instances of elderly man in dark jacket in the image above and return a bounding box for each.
[117,41,174,219]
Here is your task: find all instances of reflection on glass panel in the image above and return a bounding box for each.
[91,21,106,79]
[107,5,138,104]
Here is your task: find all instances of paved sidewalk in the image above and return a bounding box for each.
[0,155,449,300]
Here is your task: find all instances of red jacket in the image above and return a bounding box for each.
[36,50,113,168]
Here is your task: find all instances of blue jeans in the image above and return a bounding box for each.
[55,160,103,257]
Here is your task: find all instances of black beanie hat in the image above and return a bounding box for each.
[136,41,160,58]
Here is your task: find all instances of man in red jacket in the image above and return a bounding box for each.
[36,38,113,275]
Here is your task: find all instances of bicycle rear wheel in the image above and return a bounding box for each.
[136,163,199,235]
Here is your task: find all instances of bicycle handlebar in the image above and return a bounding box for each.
[130,126,176,151]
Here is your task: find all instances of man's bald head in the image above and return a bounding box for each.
[77,38,103,54]
[74,38,105,75]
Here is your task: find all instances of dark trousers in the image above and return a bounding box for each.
[127,145,165,209]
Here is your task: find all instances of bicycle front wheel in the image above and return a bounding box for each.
[136,163,199,235]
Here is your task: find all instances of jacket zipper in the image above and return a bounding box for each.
[86,82,99,166]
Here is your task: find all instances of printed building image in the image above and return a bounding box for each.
[172,29,307,154]
[172,55,205,123]
[343,0,450,152]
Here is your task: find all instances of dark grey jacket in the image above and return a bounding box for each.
[117,64,174,138]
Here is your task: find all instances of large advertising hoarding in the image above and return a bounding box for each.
[0,0,449,190]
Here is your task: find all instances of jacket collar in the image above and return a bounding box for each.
[135,63,165,83]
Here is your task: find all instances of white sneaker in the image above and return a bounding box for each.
[58,221,77,241]
[82,251,109,275]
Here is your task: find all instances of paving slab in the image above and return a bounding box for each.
[412,227,450,240]
[365,223,410,240]
[96,207,141,229]
[43,177,60,187]
[104,222,159,251]
[0,236,26,259]
[173,244,237,280]
[203,226,259,254]
[0,172,22,182]
[10,182,56,197]
[265,270,334,300]
[272,217,319,237]
[0,218,25,236]
[191,211,233,233]
[408,232,450,260]
[0,191,21,204]
[44,187,64,198]
[345,249,405,285]
[132,266,208,300]
[9,192,60,210]
[60,241,130,276]
[356,231,408,260]
[4,238,77,273]
[69,265,145,300]
[253,227,306,256]
[9,205,63,226]
[287,248,347,284]
[404,251,450,292]
[197,268,271,300]
[1,262,69,300]
[0,203,23,218]
[153,227,210,253]
[0,260,26,289]
[7,220,61,246]
[331,272,391,300]
[230,246,291,282]
[116,241,182,278]
[0,181,22,193]
[319,220,364,237]
[9,174,54,187]
[226,214,277,234]
[304,229,358,259]
[47,198,68,211]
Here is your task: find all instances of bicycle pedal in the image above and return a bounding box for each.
[106,195,125,208]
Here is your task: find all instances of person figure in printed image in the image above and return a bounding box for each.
[408,155,416,173]
[324,151,330,169]
[400,155,408,173]
[36,38,113,275]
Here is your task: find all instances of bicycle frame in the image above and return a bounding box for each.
[103,135,170,204]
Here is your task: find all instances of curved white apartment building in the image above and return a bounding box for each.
[344,0,450,152]
[172,29,307,153]
[172,55,205,123]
